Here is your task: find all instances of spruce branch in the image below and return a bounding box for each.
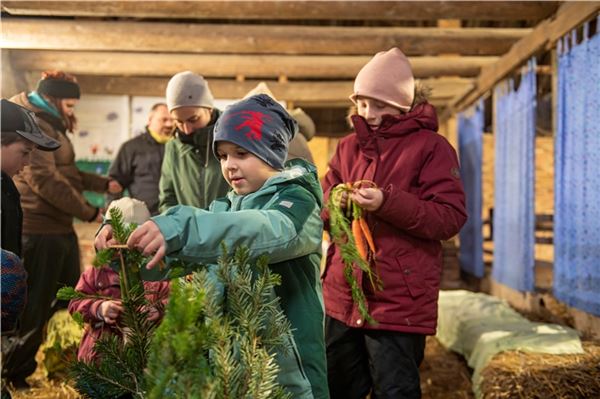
[56,286,113,302]
[145,247,293,399]
[68,206,162,398]
[93,248,115,268]
[109,207,129,244]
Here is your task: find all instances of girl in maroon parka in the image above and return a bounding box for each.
[321,48,467,399]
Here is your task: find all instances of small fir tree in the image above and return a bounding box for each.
[145,246,293,399]
[59,209,294,398]
[57,207,158,398]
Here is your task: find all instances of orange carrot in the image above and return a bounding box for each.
[352,219,368,261]
[352,180,378,190]
[358,217,376,254]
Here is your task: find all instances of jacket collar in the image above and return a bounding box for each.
[351,102,439,157]
[11,92,67,134]
[175,108,221,148]
[224,158,322,210]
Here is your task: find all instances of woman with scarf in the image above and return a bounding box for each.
[5,71,122,388]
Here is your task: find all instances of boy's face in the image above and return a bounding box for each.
[216,141,278,195]
[1,141,34,177]
[171,106,212,135]
[356,96,403,130]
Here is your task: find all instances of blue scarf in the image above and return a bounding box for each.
[27,91,61,119]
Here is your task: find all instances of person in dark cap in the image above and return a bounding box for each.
[96,94,329,398]
[1,99,60,257]
[1,99,60,396]
[4,71,122,388]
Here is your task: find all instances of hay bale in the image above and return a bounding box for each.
[480,341,600,399]
[40,309,83,379]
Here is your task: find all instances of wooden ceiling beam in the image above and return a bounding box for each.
[12,50,497,79]
[21,74,467,107]
[1,1,559,21]
[447,2,600,117]
[1,18,530,56]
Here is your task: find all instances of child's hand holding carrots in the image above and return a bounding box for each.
[337,189,350,210]
[351,187,383,212]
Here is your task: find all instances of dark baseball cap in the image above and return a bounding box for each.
[1,99,60,151]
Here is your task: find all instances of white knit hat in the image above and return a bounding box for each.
[105,198,151,225]
[166,71,215,112]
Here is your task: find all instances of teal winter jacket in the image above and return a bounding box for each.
[152,159,328,399]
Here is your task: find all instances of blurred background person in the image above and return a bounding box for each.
[287,107,316,164]
[107,103,173,215]
[244,82,316,165]
[4,71,122,388]
[159,71,229,211]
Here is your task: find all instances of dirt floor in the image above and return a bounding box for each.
[421,336,474,399]
[7,336,473,398]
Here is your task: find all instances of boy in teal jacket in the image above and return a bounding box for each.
[96,94,328,398]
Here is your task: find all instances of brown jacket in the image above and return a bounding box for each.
[10,92,109,234]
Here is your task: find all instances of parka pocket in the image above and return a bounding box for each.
[274,334,313,398]
[396,257,427,299]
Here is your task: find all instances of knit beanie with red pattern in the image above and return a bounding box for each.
[350,47,415,112]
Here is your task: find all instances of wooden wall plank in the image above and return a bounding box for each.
[21,75,468,107]
[1,1,559,21]
[1,18,530,56]
[1,50,27,98]
[12,50,497,79]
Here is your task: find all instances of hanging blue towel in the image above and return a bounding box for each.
[554,22,600,316]
[492,59,536,292]
[458,101,485,277]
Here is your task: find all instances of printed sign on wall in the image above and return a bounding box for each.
[73,94,129,161]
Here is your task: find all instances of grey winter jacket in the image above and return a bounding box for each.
[108,129,166,215]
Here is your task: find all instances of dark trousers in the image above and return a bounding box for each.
[326,316,426,399]
[3,233,80,380]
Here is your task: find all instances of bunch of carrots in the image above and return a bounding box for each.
[327,180,383,325]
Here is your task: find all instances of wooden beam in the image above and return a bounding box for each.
[12,50,497,79]
[1,50,27,98]
[1,1,559,21]
[453,2,600,112]
[0,18,530,56]
[24,75,465,107]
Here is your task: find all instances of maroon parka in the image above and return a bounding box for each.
[321,102,467,334]
[68,266,170,362]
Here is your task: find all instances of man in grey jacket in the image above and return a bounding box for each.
[107,103,173,215]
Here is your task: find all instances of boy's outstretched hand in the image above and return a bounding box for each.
[351,188,384,212]
[126,221,166,270]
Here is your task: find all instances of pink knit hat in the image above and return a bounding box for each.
[350,48,415,112]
